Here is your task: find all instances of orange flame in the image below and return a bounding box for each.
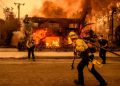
[46,37,59,48]
[33,28,47,45]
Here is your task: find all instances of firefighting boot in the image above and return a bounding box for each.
[74,79,84,85]
[99,82,108,86]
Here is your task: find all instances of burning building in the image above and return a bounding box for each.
[23,16,82,51]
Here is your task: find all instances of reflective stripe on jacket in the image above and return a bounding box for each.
[74,38,88,52]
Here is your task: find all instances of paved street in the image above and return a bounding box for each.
[0,48,120,58]
[0,58,120,86]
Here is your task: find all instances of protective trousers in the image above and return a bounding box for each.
[77,58,106,84]
[27,46,35,59]
[99,49,106,63]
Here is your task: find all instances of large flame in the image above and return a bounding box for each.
[46,37,59,48]
[33,28,47,45]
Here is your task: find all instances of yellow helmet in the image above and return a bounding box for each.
[69,31,78,38]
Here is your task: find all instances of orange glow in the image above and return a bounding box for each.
[80,24,82,29]
[80,29,85,38]
[46,37,59,48]
[33,28,47,44]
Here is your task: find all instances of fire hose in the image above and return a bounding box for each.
[71,39,120,70]
[83,39,120,57]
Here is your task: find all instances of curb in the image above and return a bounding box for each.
[0,56,119,60]
[0,51,119,59]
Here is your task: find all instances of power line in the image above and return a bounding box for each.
[0,0,7,7]
[0,4,3,9]
[14,2,25,20]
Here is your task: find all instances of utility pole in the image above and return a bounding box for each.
[14,2,25,20]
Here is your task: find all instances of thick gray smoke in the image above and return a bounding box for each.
[40,1,67,18]
[32,0,88,18]
[31,0,119,19]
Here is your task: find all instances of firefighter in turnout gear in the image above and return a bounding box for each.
[26,35,35,61]
[69,31,107,86]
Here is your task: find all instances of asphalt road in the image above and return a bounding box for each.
[0,58,120,86]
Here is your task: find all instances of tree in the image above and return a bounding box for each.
[2,7,21,46]
[2,17,21,46]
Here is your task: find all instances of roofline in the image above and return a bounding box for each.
[23,17,82,23]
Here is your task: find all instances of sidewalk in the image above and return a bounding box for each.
[0,49,120,59]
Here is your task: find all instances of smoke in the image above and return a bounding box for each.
[32,0,88,18]
[55,0,82,15]
[10,31,25,46]
[10,19,25,47]
[78,0,91,20]
[40,1,67,18]
[29,0,120,19]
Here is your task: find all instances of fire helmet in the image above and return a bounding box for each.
[75,39,88,52]
[69,31,78,39]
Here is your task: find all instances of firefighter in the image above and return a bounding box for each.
[69,31,107,86]
[98,35,108,64]
[26,35,35,61]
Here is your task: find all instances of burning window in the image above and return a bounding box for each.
[33,28,47,45]
[46,37,60,48]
